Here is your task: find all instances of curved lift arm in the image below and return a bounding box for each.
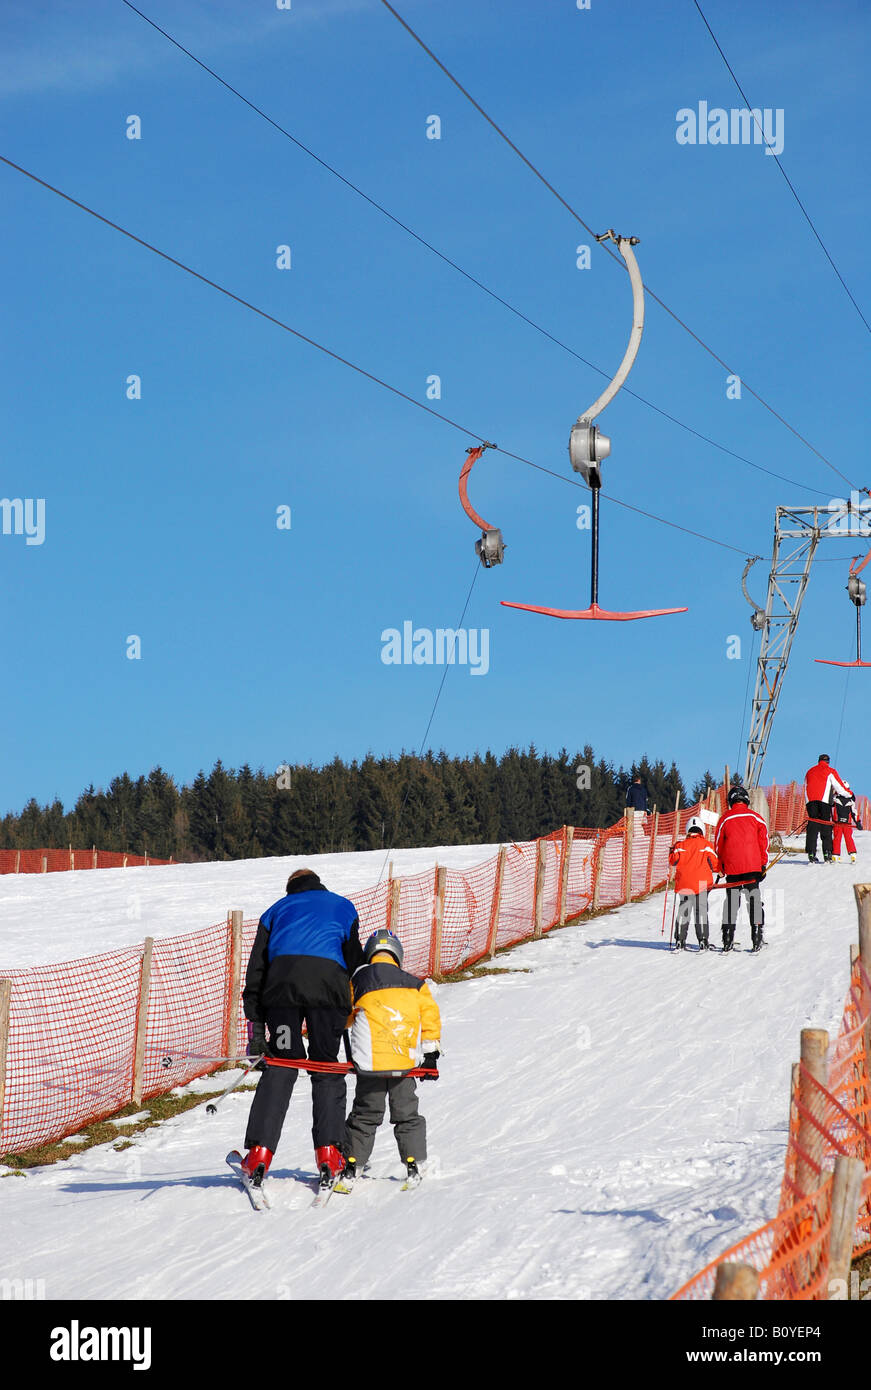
[458,442,504,567]
[502,231,686,622]
[741,557,766,631]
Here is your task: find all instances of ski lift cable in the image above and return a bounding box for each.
[116,1,830,501]
[2,153,755,570]
[379,0,865,495]
[691,0,871,337]
[736,623,759,770]
[370,560,482,901]
[833,668,851,764]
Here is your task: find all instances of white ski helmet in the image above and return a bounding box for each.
[686,817,705,836]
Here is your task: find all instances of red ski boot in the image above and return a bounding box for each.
[241,1145,273,1187]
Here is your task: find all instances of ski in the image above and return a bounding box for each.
[226,1149,271,1211]
[311,1170,340,1208]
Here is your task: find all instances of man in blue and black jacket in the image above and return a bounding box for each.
[240,868,363,1188]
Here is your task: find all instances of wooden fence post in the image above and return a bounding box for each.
[712,1263,759,1300]
[430,866,447,980]
[388,878,401,937]
[855,884,871,1098]
[645,807,658,893]
[558,827,574,926]
[827,1155,866,1297]
[92,846,97,869]
[533,839,547,938]
[795,1028,829,1199]
[132,937,154,1107]
[0,979,11,1152]
[592,836,604,912]
[41,855,47,874]
[487,847,506,958]
[69,843,73,871]
[223,911,243,1069]
[623,809,633,902]
[14,850,20,874]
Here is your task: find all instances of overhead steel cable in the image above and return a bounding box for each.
[0,152,753,562]
[691,0,871,338]
[378,0,865,494]
[117,0,830,500]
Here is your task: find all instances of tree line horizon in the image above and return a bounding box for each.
[0,748,724,863]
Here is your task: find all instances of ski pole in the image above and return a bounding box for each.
[668,890,678,948]
[204,1055,265,1115]
[660,874,672,936]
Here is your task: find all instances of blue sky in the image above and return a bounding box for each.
[1,0,869,817]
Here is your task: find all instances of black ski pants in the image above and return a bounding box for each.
[722,872,765,931]
[244,1006,347,1155]
[676,891,709,945]
[344,1076,426,1165]
[805,801,833,859]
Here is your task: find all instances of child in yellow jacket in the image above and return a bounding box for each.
[336,928,441,1191]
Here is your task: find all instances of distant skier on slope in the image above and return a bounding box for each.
[333,928,441,1193]
[804,753,850,864]
[668,818,720,951]
[832,784,859,864]
[239,868,364,1191]
[626,777,649,814]
[714,787,769,953]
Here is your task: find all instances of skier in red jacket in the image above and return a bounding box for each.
[804,754,850,863]
[714,787,769,953]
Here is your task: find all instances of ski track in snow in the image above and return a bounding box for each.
[1,836,866,1300]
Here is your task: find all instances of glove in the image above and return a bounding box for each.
[420,1051,440,1080]
[758,872,767,882]
[247,1021,268,1071]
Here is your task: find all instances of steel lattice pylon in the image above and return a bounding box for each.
[744,501,871,787]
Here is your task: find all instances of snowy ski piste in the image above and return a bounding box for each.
[1,836,865,1301]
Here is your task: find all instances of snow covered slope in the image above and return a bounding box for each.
[1,837,867,1300]
[0,843,499,968]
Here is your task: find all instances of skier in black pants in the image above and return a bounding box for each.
[240,868,363,1189]
[803,754,850,863]
[714,787,769,952]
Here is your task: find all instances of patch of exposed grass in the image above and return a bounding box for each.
[0,1082,258,1171]
[445,964,533,982]
[851,1251,871,1298]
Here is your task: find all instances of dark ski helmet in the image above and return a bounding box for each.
[364,928,404,967]
[728,786,750,807]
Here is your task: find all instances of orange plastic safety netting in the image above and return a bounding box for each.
[0,849,172,874]
[674,958,871,1299]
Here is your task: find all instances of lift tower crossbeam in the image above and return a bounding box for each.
[744,501,871,788]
